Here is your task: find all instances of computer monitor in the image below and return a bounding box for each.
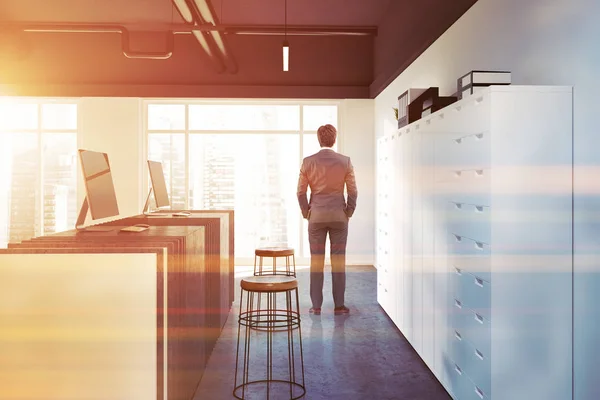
[143,160,190,217]
[143,160,170,213]
[75,149,120,231]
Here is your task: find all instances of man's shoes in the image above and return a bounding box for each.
[334,306,350,315]
[309,307,321,315]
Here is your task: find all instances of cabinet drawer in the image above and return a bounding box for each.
[463,379,490,400]
[439,168,491,207]
[451,266,491,321]
[448,233,491,283]
[449,329,491,398]
[446,361,470,400]
[452,94,490,134]
[451,301,491,360]
[447,202,491,245]
[447,131,491,171]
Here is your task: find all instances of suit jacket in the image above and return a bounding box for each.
[297,148,358,223]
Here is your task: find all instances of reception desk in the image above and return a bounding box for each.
[2,210,235,400]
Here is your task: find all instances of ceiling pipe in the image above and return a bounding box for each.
[4,23,178,60]
[220,25,377,36]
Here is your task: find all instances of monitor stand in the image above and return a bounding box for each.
[75,197,117,232]
[142,188,191,217]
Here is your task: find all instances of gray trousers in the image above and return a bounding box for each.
[308,220,349,308]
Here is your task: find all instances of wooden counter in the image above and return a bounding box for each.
[7,225,210,400]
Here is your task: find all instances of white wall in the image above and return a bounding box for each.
[374,0,600,398]
[78,98,144,222]
[340,99,375,265]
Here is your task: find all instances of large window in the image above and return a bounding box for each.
[146,102,339,261]
[0,101,78,248]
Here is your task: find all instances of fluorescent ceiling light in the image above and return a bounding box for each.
[283,40,289,72]
[192,0,214,23]
[192,30,214,57]
[172,0,194,23]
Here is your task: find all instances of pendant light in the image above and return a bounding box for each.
[283,0,289,71]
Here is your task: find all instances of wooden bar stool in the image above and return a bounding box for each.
[254,247,296,277]
[234,276,306,399]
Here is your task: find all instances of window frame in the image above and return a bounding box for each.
[0,98,80,241]
[143,99,342,264]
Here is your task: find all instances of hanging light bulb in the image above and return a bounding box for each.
[283,40,289,72]
[282,0,289,71]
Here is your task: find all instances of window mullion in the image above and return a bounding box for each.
[184,104,189,210]
[299,105,304,258]
[37,103,44,237]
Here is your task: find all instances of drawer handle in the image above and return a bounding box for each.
[475,387,485,399]
[426,119,431,125]
[454,138,463,144]
[416,124,420,130]
[475,133,484,140]
[439,113,445,120]
[384,288,388,293]
[475,349,484,360]
[454,234,462,242]
[454,105,462,112]
[474,313,484,324]
[475,96,484,105]
[454,364,462,375]
[391,135,395,139]
[454,202,463,209]
[475,205,484,213]
[474,242,484,250]
[475,277,484,287]
[474,169,484,176]
[455,299,463,309]
[454,170,462,177]
[455,331,462,340]
[455,267,462,275]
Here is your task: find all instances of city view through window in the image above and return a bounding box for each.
[147,103,338,259]
[0,101,78,248]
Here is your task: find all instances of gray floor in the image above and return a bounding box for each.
[194,265,451,400]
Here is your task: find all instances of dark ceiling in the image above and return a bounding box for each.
[0,0,391,25]
[0,0,477,98]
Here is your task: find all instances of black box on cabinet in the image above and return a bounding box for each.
[397,88,427,128]
[421,96,458,118]
[457,70,511,99]
[407,87,457,123]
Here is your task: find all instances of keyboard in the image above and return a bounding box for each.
[120,225,149,233]
[82,226,116,232]
[146,212,191,217]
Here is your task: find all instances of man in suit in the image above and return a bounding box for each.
[297,124,358,315]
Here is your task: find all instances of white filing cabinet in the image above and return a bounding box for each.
[376,86,573,400]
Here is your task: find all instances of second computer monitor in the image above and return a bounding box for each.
[147,160,170,209]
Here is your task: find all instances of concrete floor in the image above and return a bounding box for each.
[194,265,451,400]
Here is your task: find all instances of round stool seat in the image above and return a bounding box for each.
[255,247,295,257]
[241,275,298,292]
